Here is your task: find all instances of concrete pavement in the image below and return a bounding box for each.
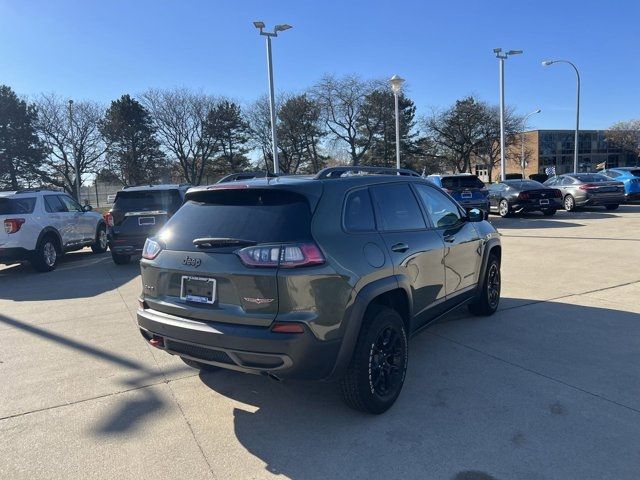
[1,205,640,480]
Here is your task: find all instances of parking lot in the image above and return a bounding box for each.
[1,206,640,480]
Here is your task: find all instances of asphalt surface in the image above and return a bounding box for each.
[2,205,640,480]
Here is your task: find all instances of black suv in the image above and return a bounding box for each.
[105,184,189,264]
[136,167,502,413]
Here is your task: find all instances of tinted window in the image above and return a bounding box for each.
[60,195,82,212]
[0,197,36,214]
[44,195,67,213]
[162,189,312,251]
[604,170,620,178]
[415,184,462,229]
[628,169,640,177]
[441,176,485,190]
[572,174,610,183]
[544,177,557,186]
[114,190,183,214]
[344,189,375,232]
[561,177,574,185]
[370,184,426,231]
[504,180,546,190]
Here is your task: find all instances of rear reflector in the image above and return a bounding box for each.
[271,322,305,334]
[149,336,164,348]
[104,212,114,227]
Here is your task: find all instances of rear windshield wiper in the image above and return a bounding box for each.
[193,237,257,248]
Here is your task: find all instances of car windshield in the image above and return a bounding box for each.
[0,197,36,214]
[572,174,610,183]
[113,190,182,214]
[504,180,545,189]
[441,176,485,189]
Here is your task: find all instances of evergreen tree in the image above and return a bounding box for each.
[100,95,165,186]
[205,100,251,174]
[0,85,45,189]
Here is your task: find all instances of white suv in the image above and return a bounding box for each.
[0,189,107,272]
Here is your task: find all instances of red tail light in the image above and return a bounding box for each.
[237,242,325,268]
[104,212,114,227]
[553,189,562,198]
[579,184,599,191]
[4,218,25,234]
[518,192,530,200]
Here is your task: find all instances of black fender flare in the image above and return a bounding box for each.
[327,275,412,380]
[477,237,501,291]
[36,227,63,252]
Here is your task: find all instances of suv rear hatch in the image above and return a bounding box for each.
[441,176,487,203]
[0,196,37,245]
[109,189,182,244]
[140,186,321,327]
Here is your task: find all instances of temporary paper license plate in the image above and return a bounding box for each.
[180,276,216,304]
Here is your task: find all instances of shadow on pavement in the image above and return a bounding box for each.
[192,298,640,480]
[0,249,140,301]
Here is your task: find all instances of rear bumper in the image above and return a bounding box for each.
[512,199,562,212]
[577,194,625,206]
[625,192,640,202]
[107,232,146,255]
[0,247,32,264]
[137,307,341,380]
[458,199,490,212]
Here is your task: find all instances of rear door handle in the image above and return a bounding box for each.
[444,236,456,243]
[391,243,409,253]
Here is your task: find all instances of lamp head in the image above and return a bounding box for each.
[542,60,554,66]
[253,21,265,30]
[507,50,523,55]
[535,108,542,114]
[275,24,292,32]
[389,74,405,94]
[493,48,502,54]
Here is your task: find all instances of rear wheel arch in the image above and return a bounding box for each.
[36,227,62,252]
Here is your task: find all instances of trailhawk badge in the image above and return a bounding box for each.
[243,297,275,305]
[182,256,201,268]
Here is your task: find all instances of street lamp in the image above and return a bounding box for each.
[494,48,522,181]
[389,74,405,170]
[253,21,292,175]
[542,59,580,173]
[521,109,542,179]
[68,99,81,202]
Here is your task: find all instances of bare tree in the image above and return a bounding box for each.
[246,95,279,173]
[311,74,381,165]
[606,119,640,157]
[475,105,522,180]
[34,94,106,197]
[141,88,219,185]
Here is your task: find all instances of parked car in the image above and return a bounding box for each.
[487,179,562,217]
[426,173,490,214]
[544,173,625,211]
[599,167,640,202]
[105,184,190,265]
[0,189,107,272]
[136,166,502,414]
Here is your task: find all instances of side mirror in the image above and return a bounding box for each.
[466,208,484,222]
[83,205,93,212]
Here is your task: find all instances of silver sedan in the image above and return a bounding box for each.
[544,173,625,211]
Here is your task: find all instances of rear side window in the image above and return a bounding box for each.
[44,195,67,213]
[0,197,36,214]
[162,189,312,251]
[114,190,182,215]
[604,170,620,178]
[344,189,375,232]
[441,176,485,189]
[572,174,609,183]
[370,184,426,231]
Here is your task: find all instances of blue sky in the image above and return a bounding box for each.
[0,0,638,130]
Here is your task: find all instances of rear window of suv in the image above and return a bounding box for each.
[161,189,312,251]
[114,190,182,214]
[441,176,485,190]
[0,197,36,214]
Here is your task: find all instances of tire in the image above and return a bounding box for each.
[542,209,557,216]
[605,204,619,211]
[340,306,408,414]
[91,224,108,253]
[31,234,60,272]
[180,357,221,372]
[468,253,501,316]
[498,199,511,218]
[111,251,131,265]
[564,194,576,212]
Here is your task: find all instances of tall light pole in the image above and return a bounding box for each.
[389,75,405,170]
[494,48,522,181]
[253,21,292,175]
[521,109,542,179]
[542,60,580,173]
[68,99,81,202]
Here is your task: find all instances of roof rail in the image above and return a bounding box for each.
[15,187,60,194]
[314,166,421,179]
[216,171,278,183]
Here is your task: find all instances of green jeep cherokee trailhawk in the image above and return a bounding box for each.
[137,167,502,414]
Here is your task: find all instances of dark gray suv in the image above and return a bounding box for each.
[136,167,502,414]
